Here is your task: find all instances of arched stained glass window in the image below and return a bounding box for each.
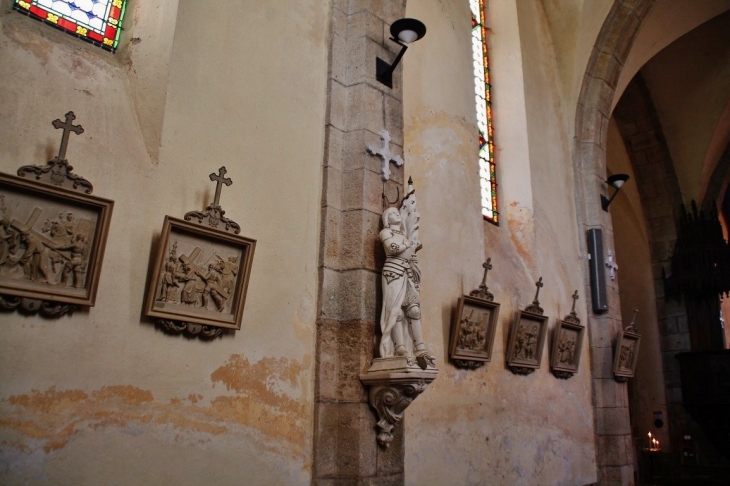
[14,0,127,52]
[470,0,498,224]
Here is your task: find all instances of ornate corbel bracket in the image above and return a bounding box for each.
[156,319,226,339]
[360,357,438,448]
[0,295,76,317]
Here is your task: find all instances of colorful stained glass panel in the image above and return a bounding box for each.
[470,0,498,224]
[14,0,127,52]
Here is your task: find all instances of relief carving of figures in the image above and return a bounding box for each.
[0,195,94,291]
[154,238,239,315]
[378,181,434,369]
[556,329,576,366]
[513,321,539,361]
[457,308,487,352]
[618,341,635,370]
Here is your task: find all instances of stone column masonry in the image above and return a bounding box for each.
[574,1,656,484]
[313,1,409,485]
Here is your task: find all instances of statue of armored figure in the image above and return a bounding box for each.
[378,179,434,369]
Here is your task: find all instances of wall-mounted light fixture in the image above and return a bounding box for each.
[376,18,427,89]
[601,174,630,211]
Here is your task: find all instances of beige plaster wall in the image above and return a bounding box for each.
[640,11,730,205]
[0,0,328,483]
[402,1,597,484]
[606,119,669,451]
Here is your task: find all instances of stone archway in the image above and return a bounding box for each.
[572,1,656,483]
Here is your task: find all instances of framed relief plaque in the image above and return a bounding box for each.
[449,259,500,369]
[506,277,549,375]
[550,291,585,379]
[0,112,113,317]
[144,167,256,339]
[614,308,641,382]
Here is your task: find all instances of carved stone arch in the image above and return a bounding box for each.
[572,1,657,483]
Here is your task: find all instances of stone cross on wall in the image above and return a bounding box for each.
[209,166,232,207]
[606,250,618,281]
[367,130,403,181]
[52,111,84,162]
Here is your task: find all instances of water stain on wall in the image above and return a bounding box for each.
[0,355,309,460]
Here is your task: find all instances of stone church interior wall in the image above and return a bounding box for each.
[402,1,602,484]
[0,0,328,484]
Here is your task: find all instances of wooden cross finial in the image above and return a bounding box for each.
[52,111,84,162]
[480,258,492,287]
[209,166,233,207]
[367,130,403,181]
[533,277,544,302]
[571,290,579,313]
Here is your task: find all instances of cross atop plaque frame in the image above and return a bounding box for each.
[449,258,501,369]
[549,291,586,380]
[506,277,549,375]
[143,167,256,339]
[0,111,114,317]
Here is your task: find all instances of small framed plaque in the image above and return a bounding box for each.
[450,295,500,368]
[549,291,585,379]
[506,310,548,375]
[0,111,113,317]
[506,277,548,375]
[0,174,113,311]
[614,309,641,382]
[144,167,256,339]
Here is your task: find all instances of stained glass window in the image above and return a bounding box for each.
[470,0,498,224]
[14,0,127,52]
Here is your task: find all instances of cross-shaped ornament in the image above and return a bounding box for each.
[526,277,545,315]
[470,258,494,301]
[367,130,403,181]
[52,111,84,162]
[571,290,579,313]
[480,258,492,287]
[209,167,233,207]
[606,250,618,281]
[533,277,544,302]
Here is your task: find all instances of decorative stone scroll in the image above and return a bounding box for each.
[144,167,256,339]
[549,291,586,379]
[0,111,114,318]
[361,177,437,447]
[506,278,549,375]
[613,308,642,383]
[449,259,500,369]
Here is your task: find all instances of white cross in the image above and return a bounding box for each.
[606,250,618,281]
[367,130,403,181]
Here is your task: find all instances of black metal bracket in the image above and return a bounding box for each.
[376,39,409,89]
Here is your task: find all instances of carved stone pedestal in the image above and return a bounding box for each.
[360,357,438,448]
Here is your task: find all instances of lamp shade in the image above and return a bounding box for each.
[390,18,426,43]
[607,174,630,188]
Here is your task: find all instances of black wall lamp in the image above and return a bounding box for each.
[376,18,427,88]
[601,174,630,211]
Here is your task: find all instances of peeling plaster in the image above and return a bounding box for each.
[1,355,310,462]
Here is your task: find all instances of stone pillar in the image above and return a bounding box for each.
[574,1,656,484]
[313,1,408,484]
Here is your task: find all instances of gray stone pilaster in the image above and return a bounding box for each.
[313,1,408,484]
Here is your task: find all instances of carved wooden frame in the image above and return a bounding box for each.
[549,318,585,378]
[449,295,500,368]
[0,172,113,310]
[506,310,548,375]
[144,216,255,332]
[613,327,641,382]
